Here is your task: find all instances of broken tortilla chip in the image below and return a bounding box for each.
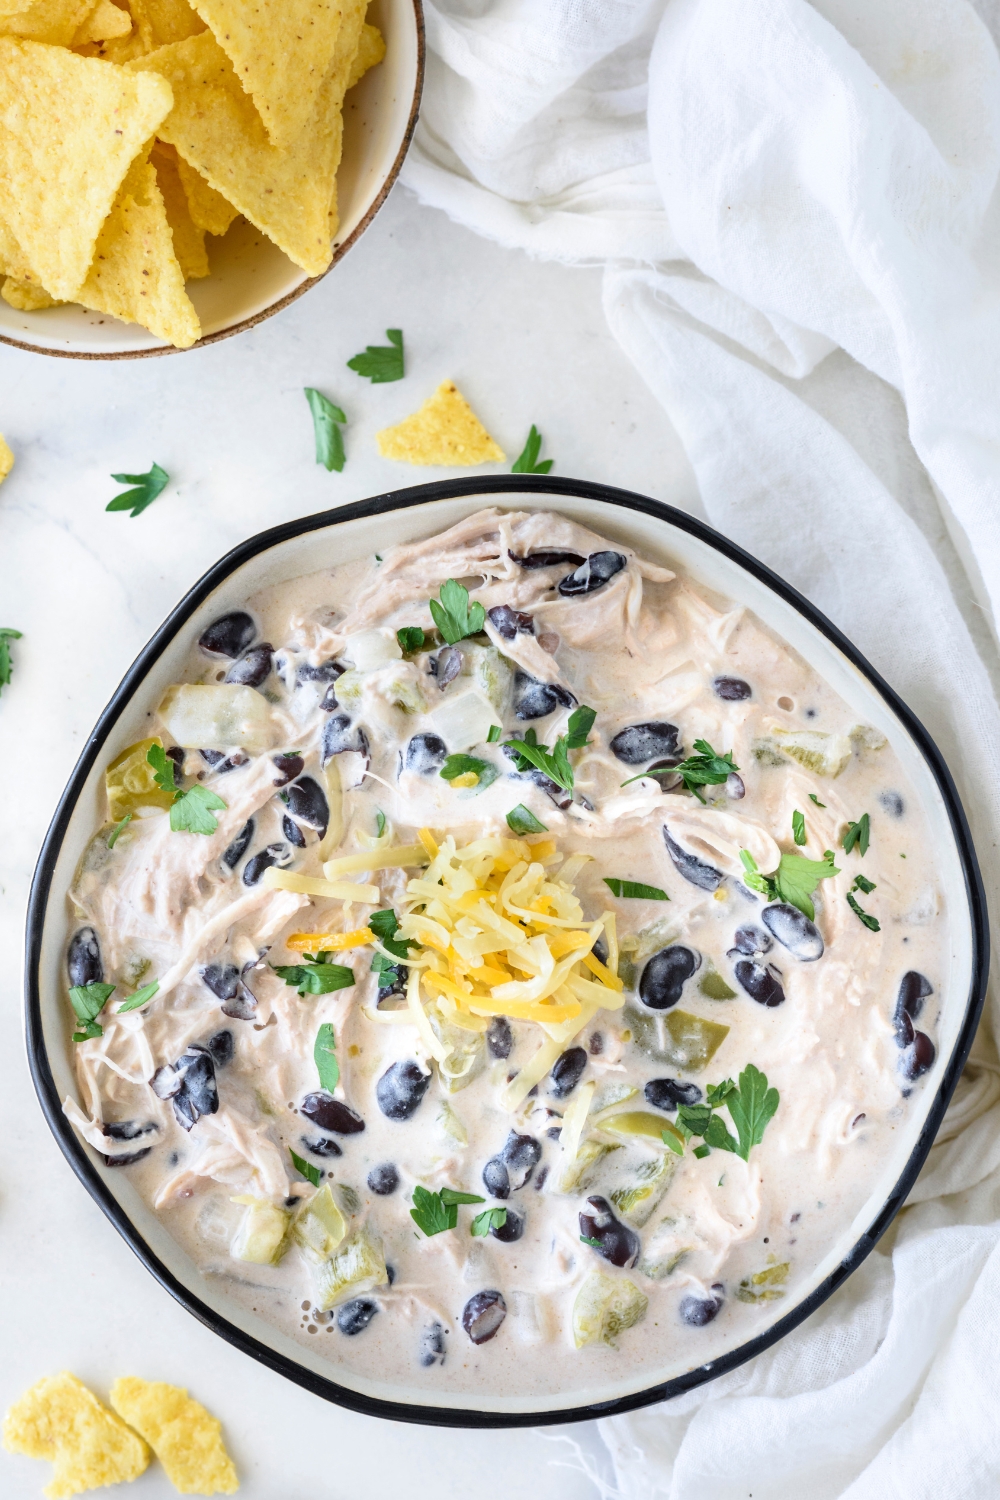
[132,0,204,47]
[2,1372,150,1500]
[2,273,59,307]
[0,433,13,481]
[377,381,505,467]
[191,0,344,150]
[152,139,208,277]
[0,39,173,299]
[174,148,236,236]
[0,0,92,46]
[347,20,384,89]
[110,1377,238,1496]
[72,0,130,44]
[76,148,201,345]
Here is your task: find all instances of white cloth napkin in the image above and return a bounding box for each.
[402,2,1000,1494]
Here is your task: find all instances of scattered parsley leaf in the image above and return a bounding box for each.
[620,764,680,788]
[471,1206,507,1237]
[693,1144,711,1159]
[107,812,132,848]
[726,1064,780,1162]
[439,1188,485,1206]
[0,627,22,697]
[290,1149,322,1188]
[304,388,347,472]
[169,782,227,835]
[503,727,574,792]
[706,1078,736,1107]
[106,463,168,518]
[69,981,115,1041]
[116,979,159,1014]
[675,1103,712,1138]
[809,793,827,808]
[672,1065,778,1162]
[703,1113,739,1153]
[375,809,386,839]
[853,873,876,895]
[580,1235,603,1249]
[397,626,425,653]
[347,328,404,383]
[739,849,777,901]
[847,891,880,931]
[314,1022,340,1092]
[792,809,806,846]
[506,803,548,835]
[565,704,596,750]
[487,724,502,743]
[660,1125,685,1156]
[774,851,839,920]
[410,1185,458,1236]
[272,959,355,997]
[675,739,738,803]
[440,754,490,782]
[842,813,871,856]
[146,741,180,795]
[603,878,669,901]
[429,578,485,644]
[511,424,553,475]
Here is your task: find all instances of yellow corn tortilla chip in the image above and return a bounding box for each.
[76,148,201,345]
[110,1377,238,1496]
[191,0,344,149]
[174,149,236,235]
[347,20,384,89]
[152,140,208,276]
[131,0,203,46]
[0,433,13,480]
[377,382,505,467]
[129,24,357,275]
[2,1372,150,1500]
[0,39,173,300]
[2,273,59,307]
[73,0,130,42]
[0,0,92,45]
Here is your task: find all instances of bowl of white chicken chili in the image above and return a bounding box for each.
[26,476,987,1426]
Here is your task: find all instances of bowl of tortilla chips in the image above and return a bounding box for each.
[0,0,423,357]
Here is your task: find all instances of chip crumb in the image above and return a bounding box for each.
[2,1371,150,1499]
[0,433,12,482]
[110,1377,238,1495]
[377,381,505,467]
[1,275,59,310]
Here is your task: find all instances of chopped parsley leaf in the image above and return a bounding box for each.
[369,908,419,963]
[471,1206,508,1237]
[439,754,493,785]
[693,1144,711,1159]
[272,954,355,996]
[511,424,554,475]
[69,981,115,1042]
[0,627,22,697]
[669,1065,779,1162]
[290,1149,322,1188]
[740,847,840,920]
[853,873,876,895]
[347,328,404,383]
[304,388,347,472]
[674,740,738,803]
[580,1235,603,1249]
[487,724,502,743]
[792,809,806,846]
[396,626,425,653]
[603,878,669,901]
[565,704,596,749]
[314,1022,339,1092]
[660,1125,685,1156]
[429,579,485,644]
[106,463,168,518]
[146,743,227,835]
[375,809,386,838]
[808,793,827,808]
[503,727,573,792]
[506,803,548,835]
[116,979,159,1014]
[107,812,132,848]
[439,1188,484,1206]
[842,813,871,856]
[847,890,880,931]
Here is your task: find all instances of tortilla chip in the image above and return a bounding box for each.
[76,148,201,345]
[347,21,383,89]
[2,1372,150,1500]
[152,140,208,276]
[0,434,13,481]
[191,0,344,149]
[0,0,92,45]
[0,39,173,299]
[377,382,506,467]
[73,0,130,42]
[129,27,351,274]
[174,149,236,235]
[110,1377,238,1496]
[2,274,59,307]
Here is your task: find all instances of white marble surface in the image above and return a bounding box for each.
[0,186,696,1499]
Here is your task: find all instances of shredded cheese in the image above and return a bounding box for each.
[285,927,374,952]
[261,868,381,903]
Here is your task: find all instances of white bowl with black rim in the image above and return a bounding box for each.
[25,475,988,1426]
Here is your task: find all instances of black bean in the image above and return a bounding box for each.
[200,749,249,775]
[901,1031,936,1081]
[897,971,933,1022]
[486,1016,513,1059]
[679,1285,724,1326]
[282,815,307,848]
[337,1298,378,1336]
[271,753,304,786]
[895,1009,915,1048]
[433,646,462,687]
[68,926,103,987]
[420,1321,446,1367]
[579,1196,640,1268]
[762,903,824,961]
[550,1046,587,1099]
[492,1207,524,1243]
[225,643,273,687]
[385,1264,397,1286]
[367,1162,399,1195]
[879,790,904,818]
[150,1044,218,1131]
[222,819,254,869]
[199,611,256,659]
[508,548,585,570]
[221,978,257,1021]
[502,1131,542,1190]
[322,715,369,765]
[242,843,286,886]
[103,1120,156,1141]
[402,732,448,775]
[200,963,239,1001]
[731,925,772,957]
[732,958,785,1007]
[513,670,577,720]
[302,1135,343,1158]
[726,772,746,800]
[207,1029,234,1066]
[297,659,345,687]
[103,1147,152,1168]
[482,1156,510,1200]
[376,1060,431,1120]
[639,946,700,1011]
[589,1032,604,1056]
[558,551,627,596]
[487,605,534,638]
[593,936,609,965]
[663,827,723,891]
[609,722,682,766]
[285,776,329,836]
[644,1078,703,1112]
[164,746,185,782]
[300,1093,365,1134]
[461,1290,506,1345]
[713,676,752,701]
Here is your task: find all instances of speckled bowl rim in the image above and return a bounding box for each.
[24,474,989,1427]
[0,0,425,362]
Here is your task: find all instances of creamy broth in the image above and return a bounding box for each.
[63,508,944,1401]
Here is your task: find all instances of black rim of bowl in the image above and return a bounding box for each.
[24,474,990,1428]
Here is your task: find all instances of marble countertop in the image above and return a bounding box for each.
[0,186,697,1499]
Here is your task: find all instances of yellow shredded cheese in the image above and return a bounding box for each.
[261,868,380,903]
[286,927,374,952]
[322,844,429,877]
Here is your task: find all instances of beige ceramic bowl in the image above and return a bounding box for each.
[0,0,424,360]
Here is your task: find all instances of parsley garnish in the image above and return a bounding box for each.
[660,1123,685,1156]
[106,463,168,518]
[375,809,386,838]
[146,743,227,835]
[792,809,806,846]
[347,328,404,383]
[503,726,573,791]
[565,704,596,749]
[440,754,491,782]
[69,982,114,1042]
[853,873,876,895]
[603,878,669,901]
[116,979,159,1014]
[673,1064,779,1161]
[847,880,880,930]
[429,579,485,644]
[107,812,132,848]
[0,627,22,697]
[487,725,502,743]
[842,813,871,856]
[580,1235,603,1249]
[410,1185,484,1237]
[511,424,553,475]
[314,1022,340,1092]
[809,793,826,808]
[397,625,425,653]
[304,388,347,472]
[740,847,840,920]
[674,740,739,802]
[369,909,417,963]
[290,1149,322,1188]
[693,1144,711,1158]
[506,804,548,835]
[471,1207,507,1237]
[272,953,355,996]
